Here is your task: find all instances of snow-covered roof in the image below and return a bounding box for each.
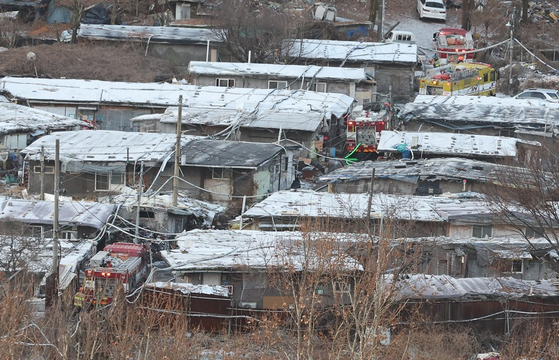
[0,238,91,273]
[243,190,445,222]
[22,130,198,165]
[284,39,418,64]
[0,102,91,134]
[101,187,225,228]
[188,61,368,81]
[319,157,507,183]
[145,282,230,297]
[77,24,222,44]
[58,241,96,290]
[160,229,361,272]
[180,140,283,168]
[0,76,192,107]
[0,199,115,229]
[377,130,539,158]
[1,78,355,122]
[245,190,544,226]
[154,87,354,131]
[395,275,559,300]
[161,107,326,132]
[400,95,559,127]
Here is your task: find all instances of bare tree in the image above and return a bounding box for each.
[482,146,559,270]
[210,0,298,63]
[0,219,43,275]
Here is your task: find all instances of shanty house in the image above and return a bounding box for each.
[283,39,418,102]
[415,237,559,281]
[176,139,293,210]
[131,87,355,158]
[77,24,226,71]
[0,76,190,131]
[0,102,90,152]
[22,131,290,214]
[160,229,360,310]
[21,130,194,199]
[319,158,515,195]
[0,198,115,241]
[187,61,377,106]
[399,95,559,145]
[241,190,559,243]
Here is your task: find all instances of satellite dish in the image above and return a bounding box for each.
[27,52,37,62]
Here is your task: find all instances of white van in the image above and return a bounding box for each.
[383,30,416,44]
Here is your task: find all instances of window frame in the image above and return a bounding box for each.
[472,225,492,238]
[211,168,231,179]
[95,172,125,191]
[215,78,235,87]
[268,80,288,90]
[33,165,55,174]
[525,226,545,239]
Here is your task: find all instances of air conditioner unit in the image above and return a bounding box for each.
[239,302,257,309]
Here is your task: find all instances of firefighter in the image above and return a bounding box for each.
[74,288,85,314]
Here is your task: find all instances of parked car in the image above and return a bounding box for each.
[383,30,416,44]
[513,88,559,102]
[417,0,447,21]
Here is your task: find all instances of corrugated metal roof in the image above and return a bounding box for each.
[284,39,418,64]
[77,24,222,44]
[243,190,445,222]
[22,130,198,163]
[401,95,559,127]
[188,61,367,81]
[396,275,559,299]
[0,102,90,134]
[377,131,539,158]
[180,140,283,168]
[319,157,506,183]
[161,229,361,272]
[0,78,355,123]
[0,199,115,229]
[0,76,193,106]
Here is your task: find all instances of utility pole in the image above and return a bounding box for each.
[172,95,182,207]
[52,139,60,275]
[377,0,385,41]
[366,168,375,239]
[40,145,45,201]
[135,161,144,244]
[46,139,60,308]
[509,8,516,94]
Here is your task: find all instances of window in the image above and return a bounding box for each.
[472,225,492,238]
[503,259,523,273]
[309,82,327,92]
[33,166,54,174]
[268,80,288,90]
[211,168,231,179]
[526,227,545,238]
[31,226,43,238]
[215,78,235,87]
[333,281,351,294]
[95,172,125,191]
[62,231,78,240]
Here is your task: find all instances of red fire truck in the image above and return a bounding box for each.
[345,110,387,160]
[433,28,475,65]
[83,242,151,306]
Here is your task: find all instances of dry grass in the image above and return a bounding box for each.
[0,42,183,82]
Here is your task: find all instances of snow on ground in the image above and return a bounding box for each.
[384,5,462,57]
